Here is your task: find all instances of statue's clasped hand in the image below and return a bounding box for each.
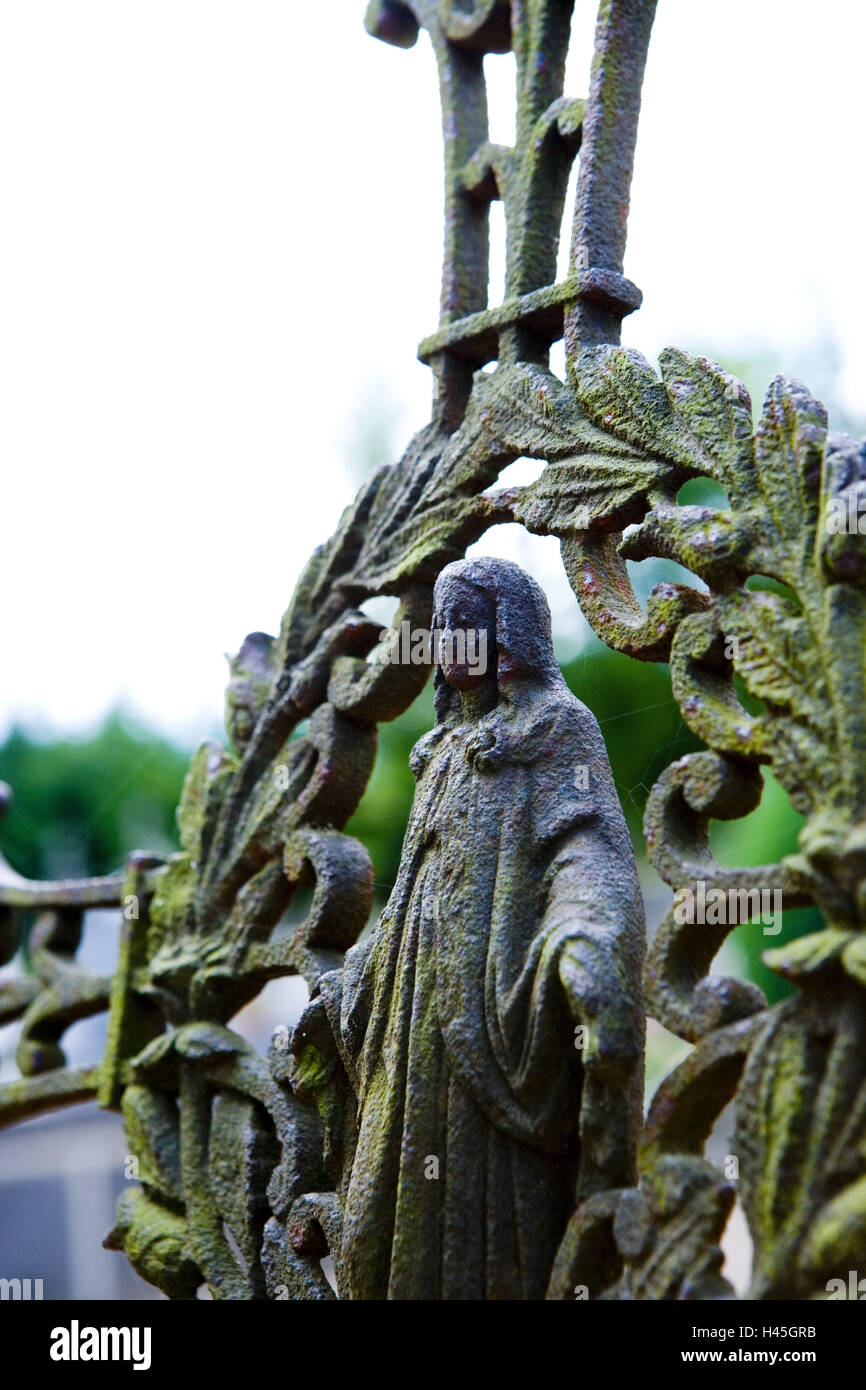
[559,940,641,1085]
[465,721,510,770]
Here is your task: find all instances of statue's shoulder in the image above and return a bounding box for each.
[520,682,605,754]
[408,723,454,778]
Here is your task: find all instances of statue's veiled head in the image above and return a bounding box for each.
[432,557,563,721]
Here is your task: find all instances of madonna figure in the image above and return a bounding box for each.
[295,556,645,1300]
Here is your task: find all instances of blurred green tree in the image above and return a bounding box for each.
[0,712,190,882]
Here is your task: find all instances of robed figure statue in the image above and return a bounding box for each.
[292,557,645,1299]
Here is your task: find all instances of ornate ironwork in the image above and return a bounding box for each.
[3,0,864,1300]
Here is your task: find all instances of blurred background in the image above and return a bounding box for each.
[1,0,864,1298]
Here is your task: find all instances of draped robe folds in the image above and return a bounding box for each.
[317,684,643,1301]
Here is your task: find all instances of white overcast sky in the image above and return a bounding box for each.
[1,0,863,742]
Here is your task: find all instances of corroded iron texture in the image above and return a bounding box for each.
[2,0,864,1300]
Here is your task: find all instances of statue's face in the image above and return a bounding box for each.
[434,577,495,691]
